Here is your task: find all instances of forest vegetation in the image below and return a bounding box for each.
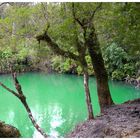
[0,2,139,81]
[0,2,140,138]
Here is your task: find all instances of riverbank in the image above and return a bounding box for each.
[67,99,140,138]
[0,67,40,75]
[1,69,140,89]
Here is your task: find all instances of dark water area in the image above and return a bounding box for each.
[0,72,140,137]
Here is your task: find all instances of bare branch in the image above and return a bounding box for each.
[0,82,19,98]
[12,72,23,95]
[11,73,48,137]
[0,73,48,138]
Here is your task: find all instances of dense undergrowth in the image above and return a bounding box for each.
[0,42,139,82]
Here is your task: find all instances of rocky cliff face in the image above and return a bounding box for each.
[0,121,21,138]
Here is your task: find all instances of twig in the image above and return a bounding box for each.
[0,82,19,98]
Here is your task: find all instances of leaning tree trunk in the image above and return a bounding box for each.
[0,73,48,138]
[83,70,94,119]
[85,24,113,109]
[17,94,48,137]
[81,59,94,120]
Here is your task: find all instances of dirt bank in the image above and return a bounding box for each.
[67,99,140,138]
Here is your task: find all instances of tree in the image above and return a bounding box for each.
[36,26,94,120]
[71,3,113,107]
[36,2,113,114]
[36,3,94,119]
[102,43,135,80]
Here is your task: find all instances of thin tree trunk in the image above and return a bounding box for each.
[83,69,94,120]
[81,58,94,120]
[18,95,48,138]
[0,73,48,138]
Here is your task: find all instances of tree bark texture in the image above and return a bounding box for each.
[71,3,113,110]
[85,24,113,108]
[83,69,94,120]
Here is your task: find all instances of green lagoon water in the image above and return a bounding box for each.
[0,72,140,138]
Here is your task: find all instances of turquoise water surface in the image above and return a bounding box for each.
[0,72,140,137]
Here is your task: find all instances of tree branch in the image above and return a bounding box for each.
[73,22,86,58]
[72,3,102,28]
[89,3,102,22]
[0,82,19,98]
[12,73,23,95]
[0,73,48,138]
[72,3,84,28]
[35,3,79,62]
[36,30,79,61]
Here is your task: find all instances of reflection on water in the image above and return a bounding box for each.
[7,110,15,124]
[33,130,44,138]
[0,72,140,138]
[32,103,66,138]
[32,109,45,138]
[48,103,65,137]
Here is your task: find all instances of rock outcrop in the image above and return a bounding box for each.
[0,121,21,138]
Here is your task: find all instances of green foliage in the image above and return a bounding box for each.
[85,56,94,75]
[103,43,135,80]
[50,55,94,76]
[96,3,140,55]
[0,4,43,73]
[112,70,125,81]
[51,56,77,74]
[0,2,139,81]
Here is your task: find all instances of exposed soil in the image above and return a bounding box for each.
[67,99,140,138]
